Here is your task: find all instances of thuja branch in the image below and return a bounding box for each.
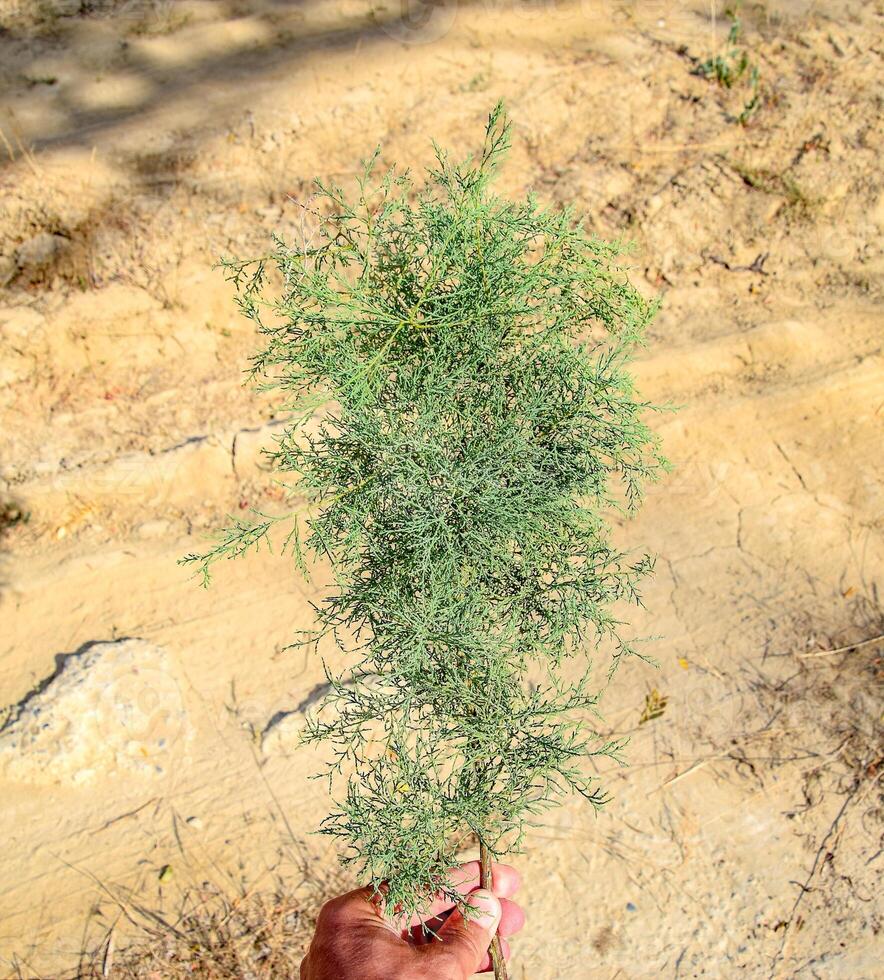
[181,103,666,974]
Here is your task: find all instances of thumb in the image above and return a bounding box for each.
[428,889,502,977]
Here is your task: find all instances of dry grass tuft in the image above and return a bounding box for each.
[75,886,315,979]
[55,855,353,980]
[70,886,331,980]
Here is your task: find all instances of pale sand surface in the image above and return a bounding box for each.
[0,1,881,976]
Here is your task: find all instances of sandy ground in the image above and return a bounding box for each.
[0,1,882,977]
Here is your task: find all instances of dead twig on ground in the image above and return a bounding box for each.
[705,251,769,274]
[771,770,880,978]
[797,632,884,659]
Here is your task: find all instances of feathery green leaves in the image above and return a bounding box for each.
[181,103,665,921]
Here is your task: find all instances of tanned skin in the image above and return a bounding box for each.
[300,862,525,980]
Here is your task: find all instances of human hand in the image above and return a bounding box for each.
[300,861,525,979]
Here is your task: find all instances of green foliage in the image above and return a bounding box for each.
[694,15,762,126]
[696,17,748,88]
[181,104,665,921]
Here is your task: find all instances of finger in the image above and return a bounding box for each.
[408,862,480,924]
[406,910,451,945]
[450,861,521,898]
[318,886,391,931]
[424,889,501,977]
[407,896,522,945]
[409,862,521,925]
[477,938,511,973]
[497,897,525,938]
[304,886,402,978]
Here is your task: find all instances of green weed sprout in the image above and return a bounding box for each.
[182,104,665,978]
[694,15,762,126]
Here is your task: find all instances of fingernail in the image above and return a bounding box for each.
[466,889,501,928]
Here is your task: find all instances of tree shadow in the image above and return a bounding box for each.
[0,0,475,155]
[0,0,488,289]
